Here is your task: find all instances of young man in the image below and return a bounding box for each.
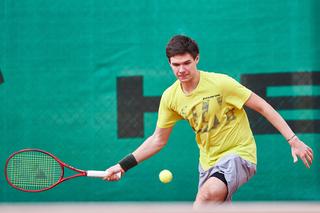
[104,35,313,205]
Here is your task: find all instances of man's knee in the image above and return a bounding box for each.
[196,177,228,202]
[196,188,226,202]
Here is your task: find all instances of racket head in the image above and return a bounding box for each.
[5,149,64,192]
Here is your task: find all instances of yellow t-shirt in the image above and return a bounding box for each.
[157,71,257,171]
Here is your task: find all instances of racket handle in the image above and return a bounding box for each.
[87,170,121,178]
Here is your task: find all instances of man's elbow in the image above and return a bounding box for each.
[255,105,266,114]
[152,135,168,149]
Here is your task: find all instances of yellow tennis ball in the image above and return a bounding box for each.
[159,169,173,184]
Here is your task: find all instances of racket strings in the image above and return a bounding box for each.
[6,151,62,191]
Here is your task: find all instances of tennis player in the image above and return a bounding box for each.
[104,35,313,205]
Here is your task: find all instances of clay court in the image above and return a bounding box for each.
[1,203,320,213]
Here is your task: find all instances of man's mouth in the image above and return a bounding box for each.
[178,75,188,79]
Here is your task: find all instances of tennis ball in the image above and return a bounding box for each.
[159,169,173,184]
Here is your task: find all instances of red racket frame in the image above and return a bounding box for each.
[5,149,87,192]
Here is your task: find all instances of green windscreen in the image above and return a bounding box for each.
[0,0,319,202]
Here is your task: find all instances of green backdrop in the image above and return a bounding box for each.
[0,0,319,202]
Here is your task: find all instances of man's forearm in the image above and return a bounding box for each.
[259,102,295,142]
[246,93,296,142]
[132,135,166,163]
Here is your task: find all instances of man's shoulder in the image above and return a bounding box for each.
[162,80,179,96]
[159,80,180,108]
[200,71,232,84]
[200,70,230,79]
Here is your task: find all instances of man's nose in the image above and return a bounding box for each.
[178,65,186,73]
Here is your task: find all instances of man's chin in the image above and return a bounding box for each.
[178,77,191,82]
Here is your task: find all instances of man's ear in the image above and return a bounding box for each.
[195,55,200,64]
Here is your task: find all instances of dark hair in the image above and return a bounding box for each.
[166,35,199,61]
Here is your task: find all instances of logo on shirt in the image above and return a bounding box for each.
[202,94,219,100]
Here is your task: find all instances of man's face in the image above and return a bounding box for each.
[169,53,199,83]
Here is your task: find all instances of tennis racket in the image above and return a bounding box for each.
[5,149,121,192]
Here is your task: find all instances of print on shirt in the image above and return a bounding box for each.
[201,100,209,133]
[216,95,222,105]
[186,95,236,133]
[226,108,236,122]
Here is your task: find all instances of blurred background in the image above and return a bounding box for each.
[0,0,319,203]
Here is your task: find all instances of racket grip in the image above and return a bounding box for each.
[87,170,121,178]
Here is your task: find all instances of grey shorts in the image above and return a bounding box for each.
[198,154,256,201]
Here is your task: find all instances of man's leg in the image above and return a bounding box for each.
[193,175,228,208]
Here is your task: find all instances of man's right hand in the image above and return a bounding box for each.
[103,164,124,181]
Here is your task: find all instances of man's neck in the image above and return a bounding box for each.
[180,71,200,95]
